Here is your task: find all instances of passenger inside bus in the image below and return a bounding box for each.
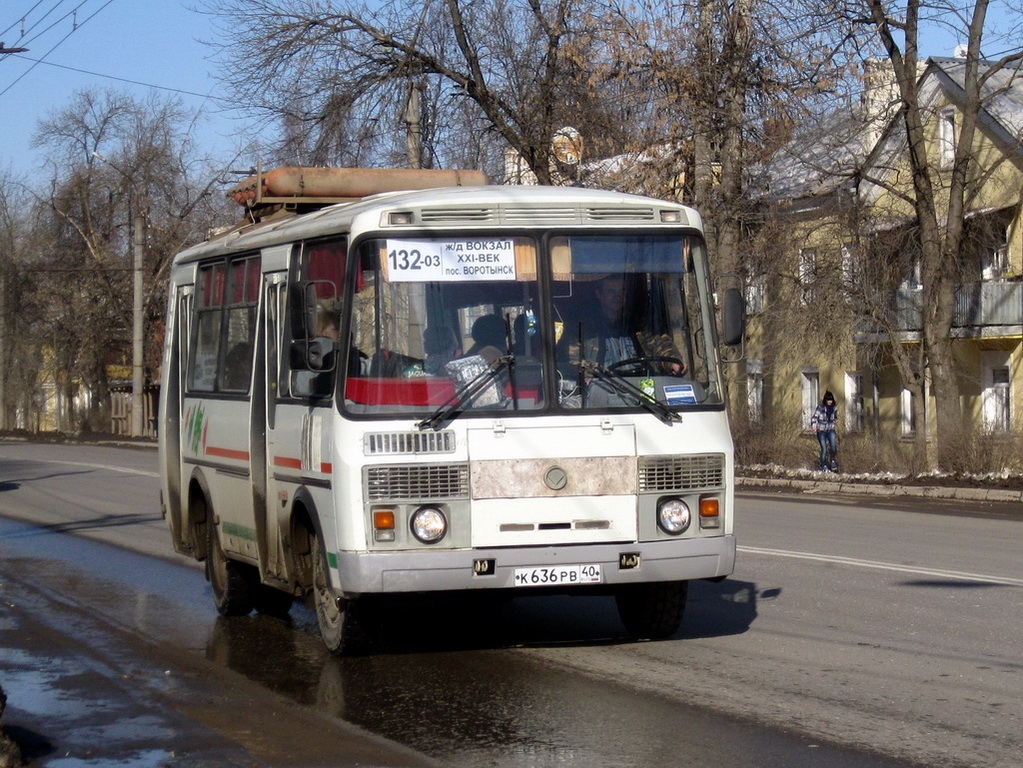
[422,324,460,375]
[463,314,506,363]
[559,275,687,377]
[222,341,252,391]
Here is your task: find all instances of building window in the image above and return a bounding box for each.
[746,270,765,315]
[981,226,1010,280]
[982,353,1011,433]
[845,372,864,433]
[747,359,764,424]
[841,243,860,295]
[801,369,820,431]
[900,387,916,437]
[939,107,956,169]
[899,258,923,291]
[799,248,817,305]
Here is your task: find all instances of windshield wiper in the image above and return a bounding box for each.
[578,360,681,425]
[417,356,512,431]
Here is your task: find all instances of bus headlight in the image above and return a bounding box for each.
[657,498,691,535]
[410,506,447,543]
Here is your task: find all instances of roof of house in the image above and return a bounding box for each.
[761,55,1023,207]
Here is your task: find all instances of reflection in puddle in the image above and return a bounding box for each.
[201,584,774,767]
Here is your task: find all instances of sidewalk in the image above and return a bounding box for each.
[738,474,1023,504]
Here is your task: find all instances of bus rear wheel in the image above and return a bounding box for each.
[207,520,256,617]
[310,530,369,655]
[615,580,688,640]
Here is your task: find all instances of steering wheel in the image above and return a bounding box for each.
[608,356,687,377]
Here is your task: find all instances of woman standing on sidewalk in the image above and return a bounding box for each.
[811,391,839,471]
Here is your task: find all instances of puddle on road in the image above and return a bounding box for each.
[200,593,916,768]
[1,513,922,768]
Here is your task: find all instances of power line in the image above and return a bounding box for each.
[0,0,115,98]
[0,0,52,41]
[6,52,239,106]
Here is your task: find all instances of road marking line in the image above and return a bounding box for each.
[738,545,1023,587]
[0,455,159,478]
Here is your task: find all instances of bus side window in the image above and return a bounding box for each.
[286,238,346,398]
[218,256,260,393]
[188,261,225,392]
[186,255,260,394]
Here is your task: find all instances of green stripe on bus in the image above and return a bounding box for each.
[221,521,257,541]
[328,552,339,570]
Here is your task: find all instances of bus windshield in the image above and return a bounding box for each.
[342,231,720,417]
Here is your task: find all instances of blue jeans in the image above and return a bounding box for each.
[817,430,838,468]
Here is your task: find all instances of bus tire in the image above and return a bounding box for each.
[207,519,256,617]
[311,530,369,655]
[615,580,688,640]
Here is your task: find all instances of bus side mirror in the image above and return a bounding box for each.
[290,337,338,372]
[307,336,337,372]
[722,287,745,346]
[290,281,340,371]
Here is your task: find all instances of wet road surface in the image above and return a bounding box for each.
[4,442,1019,767]
[1,512,924,768]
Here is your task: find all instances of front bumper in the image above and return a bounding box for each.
[334,535,736,595]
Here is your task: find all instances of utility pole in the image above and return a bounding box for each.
[0,44,29,54]
[406,82,425,169]
[93,152,146,438]
[0,265,5,431]
[131,214,144,437]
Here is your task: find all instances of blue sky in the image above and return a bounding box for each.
[1,0,247,180]
[0,0,997,184]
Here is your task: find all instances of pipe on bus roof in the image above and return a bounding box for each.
[229,166,489,207]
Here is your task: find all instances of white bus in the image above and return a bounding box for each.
[159,167,744,654]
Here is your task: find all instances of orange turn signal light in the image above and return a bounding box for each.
[699,497,720,528]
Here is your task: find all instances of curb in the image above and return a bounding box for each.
[736,476,1023,504]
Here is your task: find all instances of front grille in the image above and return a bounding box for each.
[364,463,469,501]
[638,454,725,492]
[364,430,456,455]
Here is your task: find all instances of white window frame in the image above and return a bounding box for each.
[746,271,765,315]
[747,358,764,424]
[900,386,916,437]
[799,248,817,305]
[939,107,956,169]
[981,225,1010,281]
[801,369,820,431]
[981,352,1011,433]
[841,243,860,300]
[845,372,864,433]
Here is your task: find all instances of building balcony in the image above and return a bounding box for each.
[854,281,1023,341]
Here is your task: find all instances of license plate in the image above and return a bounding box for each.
[514,564,602,586]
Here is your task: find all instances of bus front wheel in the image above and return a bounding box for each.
[615,580,688,640]
[207,520,256,617]
[311,531,369,655]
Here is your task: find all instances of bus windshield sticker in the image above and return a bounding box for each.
[384,238,517,282]
[662,383,698,405]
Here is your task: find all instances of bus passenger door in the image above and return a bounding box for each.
[264,239,346,588]
[165,284,194,555]
[261,270,291,582]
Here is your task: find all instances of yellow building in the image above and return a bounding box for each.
[748,57,1023,471]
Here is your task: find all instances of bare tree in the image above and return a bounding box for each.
[201,0,627,181]
[28,88,230,432]
[849,0,1023,469]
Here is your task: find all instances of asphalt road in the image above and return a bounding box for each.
[0,440,1020,767]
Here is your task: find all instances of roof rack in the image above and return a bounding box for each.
[228,165,489,221]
